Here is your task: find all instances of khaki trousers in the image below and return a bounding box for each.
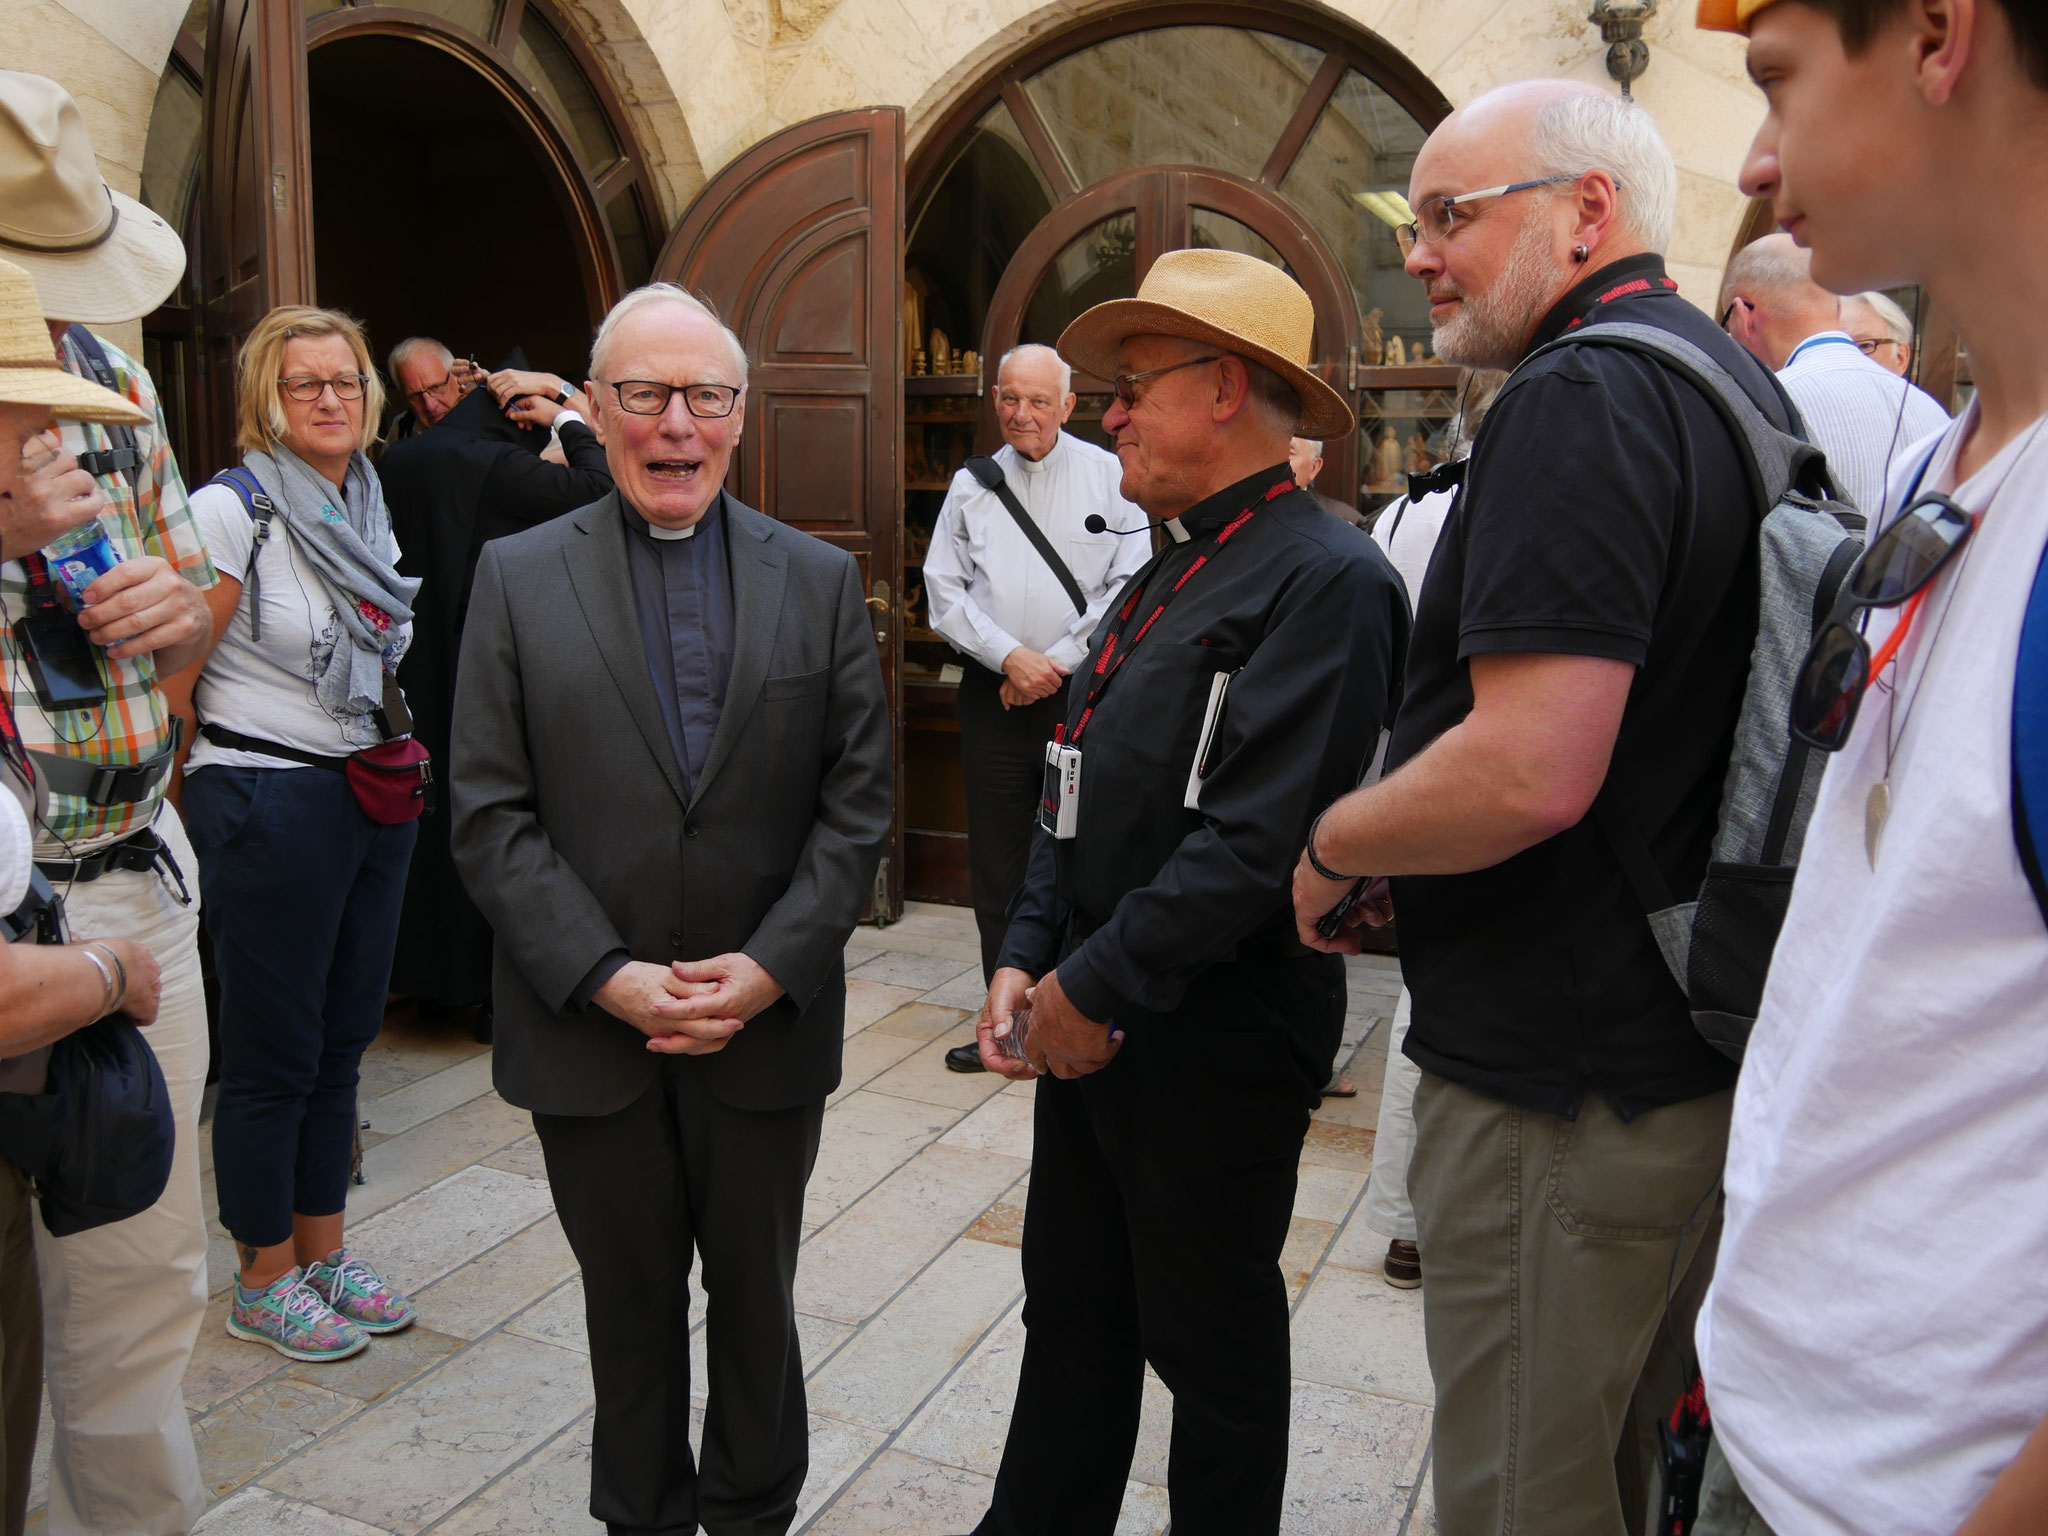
[33,804,208,1535]
[1693,1439,1780,1536]
[0,1164,41,1536]
[1408,1073,1731,1536]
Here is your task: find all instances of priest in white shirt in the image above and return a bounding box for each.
[923,344,1148,1068]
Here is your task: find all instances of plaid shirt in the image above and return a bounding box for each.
[1,330,217,854]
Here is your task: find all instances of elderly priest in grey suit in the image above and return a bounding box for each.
[449,283,891,1536]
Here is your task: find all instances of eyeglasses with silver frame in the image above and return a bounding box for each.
[598,380,742,418]
[1394,174,1602,258]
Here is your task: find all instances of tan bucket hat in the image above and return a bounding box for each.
[0,71,186,325]
[0,257,146,425]
[1056,248,1355,440]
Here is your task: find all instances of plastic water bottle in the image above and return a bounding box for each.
[42,517,121,610]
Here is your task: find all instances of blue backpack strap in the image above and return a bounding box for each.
[2016,540,2048,927]
[207,467,276,642]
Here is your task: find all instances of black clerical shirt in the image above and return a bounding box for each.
[996,464,1409,1030]
[569,493,735,1011]
[622,493,735,794]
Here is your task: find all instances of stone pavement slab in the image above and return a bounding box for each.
[137,901,1439,1536]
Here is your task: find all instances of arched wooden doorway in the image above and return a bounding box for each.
[896,6,1455,903]
[139,0,661,479]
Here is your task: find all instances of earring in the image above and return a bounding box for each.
[1573,243,1591,263]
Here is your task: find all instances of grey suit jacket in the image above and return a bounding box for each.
[448,490,892,1117]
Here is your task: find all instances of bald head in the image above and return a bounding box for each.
[1720,233,1843,371]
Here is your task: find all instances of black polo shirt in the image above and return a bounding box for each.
[1389,255,1795,1119]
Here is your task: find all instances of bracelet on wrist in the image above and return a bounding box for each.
[78,946,117,1018]
[1304,809,1362,883]
[85,940,127,1014]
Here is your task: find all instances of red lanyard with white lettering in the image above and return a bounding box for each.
[1059,476,1288,748]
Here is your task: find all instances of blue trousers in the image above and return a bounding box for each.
[185,765,415,1248]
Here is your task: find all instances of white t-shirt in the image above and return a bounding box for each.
[0,788,30,915]
[185,481,411,771]
[1696,400,2048,1536]
[1369,487,1456,610]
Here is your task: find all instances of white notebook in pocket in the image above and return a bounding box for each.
[1184,670,1235,810]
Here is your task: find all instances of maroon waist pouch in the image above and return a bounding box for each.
[345,737,433,824]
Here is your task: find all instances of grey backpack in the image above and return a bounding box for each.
[1530,321,1866,1061]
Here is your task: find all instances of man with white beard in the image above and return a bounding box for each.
[1292,80,1795,1534]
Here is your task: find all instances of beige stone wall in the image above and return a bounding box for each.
[627,0,1765,312]
[10,0,1766,314]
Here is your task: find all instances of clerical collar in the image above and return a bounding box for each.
[624,494,719,542]
[1524,253,1681,357]
[1015,432,1063,476]
[1170,463,1298,539]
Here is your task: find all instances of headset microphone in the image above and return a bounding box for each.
[1084,514,1151,535]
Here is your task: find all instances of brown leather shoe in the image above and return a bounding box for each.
[1384,1239,1422,1289]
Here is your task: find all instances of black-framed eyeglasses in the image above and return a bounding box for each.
[1110,355,1221,409]
[1789,492,1977,751]
[598,379,741,418]
[1855,338,1905,358]
[1393,174,1591,257]
[279,374,369,403]
[1720,297,1749,331]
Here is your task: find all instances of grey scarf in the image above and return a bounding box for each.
[242,447,419,723]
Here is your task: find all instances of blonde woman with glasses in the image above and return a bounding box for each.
[166,306,421,1363]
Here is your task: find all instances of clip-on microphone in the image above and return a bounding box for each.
[1083,514,1152,534]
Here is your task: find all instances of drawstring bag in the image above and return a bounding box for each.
[0,1016,174,1237]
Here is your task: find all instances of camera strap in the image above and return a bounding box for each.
[1060,473,1287,749]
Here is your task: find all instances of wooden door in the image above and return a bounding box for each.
[652,108,906,920]
[195,0,315,479]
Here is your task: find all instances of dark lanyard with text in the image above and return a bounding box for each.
[1057,475,1289,749]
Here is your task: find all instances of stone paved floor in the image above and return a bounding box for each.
[28,902,1434,1535]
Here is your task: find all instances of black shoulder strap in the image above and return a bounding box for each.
[962,454,1088,615]
[208,467,277,642]
[61,324,142,492]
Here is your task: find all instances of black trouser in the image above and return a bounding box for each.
[975,954,1343,1536]
[955,662,1068,983]
[533,1063,824,1536]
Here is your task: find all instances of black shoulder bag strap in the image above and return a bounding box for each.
[962,454,1088,615]
[62,325,143,495]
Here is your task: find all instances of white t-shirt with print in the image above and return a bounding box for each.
[1696,401,2048,1536]
[185,481,410,772]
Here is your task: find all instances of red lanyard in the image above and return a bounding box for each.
[0,693,31,789]
[1060,476,1289,748]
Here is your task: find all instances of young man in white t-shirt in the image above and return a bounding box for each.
[1690,2,2048,1534]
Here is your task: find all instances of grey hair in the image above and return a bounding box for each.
[1296,437,1324,456]
[1848,289,1913,344]
[1525,89,1677,255]
[998,343,1072,397]
[1721,236,1816,308]
[590,283,749,390]
[387,335,452,384]
[1243,358,1301,435]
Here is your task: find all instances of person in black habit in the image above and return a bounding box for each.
[962,249,1410,1536]
[380,352,612,1029]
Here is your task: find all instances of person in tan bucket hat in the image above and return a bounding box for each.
[956,248,1410,1536]
[0,72,216,1536]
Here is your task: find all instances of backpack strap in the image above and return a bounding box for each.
[2016,540,2048,928]
[207,467,277,643]
[61,325,143,493]
[1524,320,1829,515]
[962,454,1089,615]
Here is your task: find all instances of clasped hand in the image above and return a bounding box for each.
[1291,856,1394,956]
[975,965,1120,1080]
[593,953,785,1056]
[999,647,1066,709]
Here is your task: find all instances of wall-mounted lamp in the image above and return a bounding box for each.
[1590,0,1659,98]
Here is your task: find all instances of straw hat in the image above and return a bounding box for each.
[1056,248,1355,439]
[1696,0,1780,33]
[0,257,147,425]
[0,72,186,325]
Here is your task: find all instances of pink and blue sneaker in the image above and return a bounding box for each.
[226,1268,368,1362]
[305,1249,416,1335]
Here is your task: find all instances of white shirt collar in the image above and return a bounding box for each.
[1012,431,1063,476]
[1164,517,1191,544]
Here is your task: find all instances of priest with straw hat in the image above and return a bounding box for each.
[958,248,1410,1536]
